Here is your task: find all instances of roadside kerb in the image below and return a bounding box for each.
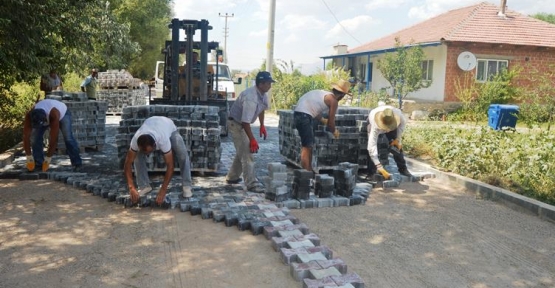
[405,157,555,223]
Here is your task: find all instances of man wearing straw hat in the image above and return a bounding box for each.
[293,79,350,173]
[366,104,412,179]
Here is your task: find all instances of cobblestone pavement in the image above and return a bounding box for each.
[2,113,555,288]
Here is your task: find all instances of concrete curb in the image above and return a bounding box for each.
[0,141,23,169]
[406,157,555,223]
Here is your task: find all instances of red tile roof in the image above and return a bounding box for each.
[348,2,555,54]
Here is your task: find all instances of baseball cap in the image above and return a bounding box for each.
[30,109,48,128]
[256,71,275,83]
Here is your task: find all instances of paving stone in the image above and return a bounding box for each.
[309,266,342,279]
[302,275,337,288]
[282,199,301,209]
[316,198,334,208]
[331,196,349,207]
[316,258,348,274]
[291,261,321,282]
[19,172,40,181]
[277,229,305,238]
[382,180,400,188]
[287,239,315,249]
[330,273,365,288]
[264,223,310,240]
[298,251,329,263]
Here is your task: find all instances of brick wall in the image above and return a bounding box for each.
[444,42,555,102]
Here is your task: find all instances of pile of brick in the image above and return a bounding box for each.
[96,69,146,115]
[98,69,141,89]
[278,107,372,172]
[115,105,222,172]
[96,89,147,115]
[53,100,108,152]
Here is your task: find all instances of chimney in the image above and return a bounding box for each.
[498,0,507,17]
[333,44,348,55]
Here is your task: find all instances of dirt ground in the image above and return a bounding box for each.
[1,177,554,288]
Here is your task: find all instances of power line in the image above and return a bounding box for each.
[320,0,363,45]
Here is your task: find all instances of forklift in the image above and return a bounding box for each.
[151,18,231,135]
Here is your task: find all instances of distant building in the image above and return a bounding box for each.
[320,2,555,102]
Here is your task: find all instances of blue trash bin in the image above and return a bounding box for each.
[488,104,519,130]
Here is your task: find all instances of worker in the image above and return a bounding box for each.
[80,68,99,100]
[366,104,413,179]
[23,99,83,172]
[225,71,274,193]
[39,69,63,100]
[124,116,193,205]
[293,79,350,172]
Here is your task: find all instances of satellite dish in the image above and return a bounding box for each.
[457,51,477,71]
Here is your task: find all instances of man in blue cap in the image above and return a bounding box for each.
[23,99,82,172]
[225,71,274,193]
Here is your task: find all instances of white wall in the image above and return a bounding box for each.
[368,45,448,101]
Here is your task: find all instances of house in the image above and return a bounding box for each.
[321,1,555,102]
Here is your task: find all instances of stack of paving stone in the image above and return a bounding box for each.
[333,162,358,198]
[55,100,108,152]
[263,162,290,202]
[115,105,222,172]
[314,174,334,198]
[97,69,146,115]
[292,169,313,200]
[98,69,141,89]
[278,107,372,172]
[96,89,147,115]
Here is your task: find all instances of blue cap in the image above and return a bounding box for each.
[30,109,47,128]
[256,71,275,83]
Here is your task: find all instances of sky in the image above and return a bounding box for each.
[173,0,555,74]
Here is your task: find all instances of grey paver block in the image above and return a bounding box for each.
[264,223,309,239]
[298,251,328,263]
[316,258,348,274]
[309,266,342,279]
[287,239,315,249]
[291,261,321,282]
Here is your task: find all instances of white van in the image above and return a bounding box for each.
[153,61,241,100]
[209,62,240,100]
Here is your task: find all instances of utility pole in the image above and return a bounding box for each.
[219,12,234,63]
[266,0,276,75]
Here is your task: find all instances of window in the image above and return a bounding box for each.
[421,60,433,81]
[476,59,508,82]
[358,63,366,82]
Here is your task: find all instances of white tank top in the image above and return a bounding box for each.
[294,90,330,117]
[35,99,67,119]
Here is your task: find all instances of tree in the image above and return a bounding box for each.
[111,0,172,79]
[532,13,555,24]
[377,37,430,109]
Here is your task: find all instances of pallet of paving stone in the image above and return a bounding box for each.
[116,105,222,173]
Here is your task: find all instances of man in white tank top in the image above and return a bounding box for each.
[293,79,350,172]
[23,99,82,172]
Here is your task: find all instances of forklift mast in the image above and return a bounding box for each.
[165,18,219,102]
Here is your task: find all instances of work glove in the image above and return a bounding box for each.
[320,118,328,125]
[260,125,267,140]
[390,138,402,150]
[249,138,259,153]
[26,155,35,172]
[42,156,52,172]
[333,129,340,139]
[377,165,391,180]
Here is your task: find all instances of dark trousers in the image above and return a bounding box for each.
[367,129,408,175]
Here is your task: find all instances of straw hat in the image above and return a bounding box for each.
[374,108,400,131]
[331,79,351,96]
